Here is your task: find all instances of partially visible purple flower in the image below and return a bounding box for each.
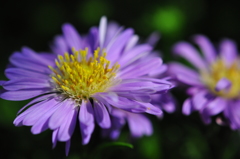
[0,17,174,155]
[169,35,240,129]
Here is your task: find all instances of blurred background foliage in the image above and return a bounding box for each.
[1,0,240,158]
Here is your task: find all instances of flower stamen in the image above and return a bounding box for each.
[201,58,240,99]
[49,47,120,102]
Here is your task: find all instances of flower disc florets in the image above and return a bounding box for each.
[201,58,240,99]
[49,47,120,102]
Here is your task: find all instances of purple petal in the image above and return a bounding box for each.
[148,64,167,77]
[104,22,122,47]
[87,27,99,52]
[176,74,203,86]
[102,115,125,140]
[225,100,240,129]
[124,35,139,51]
[146,32,160,47]
[62,23,82,50]
[65,140,71,156]
[52,129,59,149]
[0,80,6,86]
[79,100,95,145]
[94,93,146,112]
[14,99,50,126]
[168,62,200,79]
[3,78,50,91]
[17,94,55,115]
[22,98,59,126]
[119,57,162,78]
[21,47,55,65]
[220,39,238,65]
[52,36,68,55]
[192,90,209,111]
[182,98,193,115]
[115,91,151,103]
[5,68,49,79]
[0,88,50,101]
[134,101,163,115]
[173,42,206,69]
[156,94,176,113]
[203,97,227,115]
[93,100,111,128]
[127,113,152,137]
[106,29,134,63]
[118,44,152,67]
[200,110,212,124]
[31,107,54,135]
[57,103,77,141]
[193,35,216,63]
[215,78,231,92]
[49,100,75,130]
[9,52,51,74]
[99,16,107,48]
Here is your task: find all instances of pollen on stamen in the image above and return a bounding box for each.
[201,58,240,99]
[49,47,121,102]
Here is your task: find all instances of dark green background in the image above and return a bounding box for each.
[1,0,240,158]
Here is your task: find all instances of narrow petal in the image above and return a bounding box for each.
[88,27,99,52]
[118,44,152,67]
[107,29,134,63]
[65,140,71,156]
[31,100,60,134]
[49,100,75,130]
[57,103,77,141]
[99,16,107,48]
[192,90,210,111]
[182,98,193,115]
[220,39,238,65]
[104,22,122,47]
[124,35,139,51]
[62,23,82,50]
[21,47,55,65]
[3,78,50,91]
[9,52,51,74]
[93,100,111,128]
[168,62,201,85]
[119,57,162,78]
[173,42,206,69]
[52,36,68,55]
[0,89,50,101]
[14,99,50,126]
[52,129,59,149]
[127,113,152,137]
[215,78,231,92]
[134,101,163,116]
[203,97,227,115]
[5,68,49,79]
[17,94,55,115]
[79,100,95,145]
[226,100,240,129]
[146,32,160,47]
[193,35,216,63]
[177,74,203,86]
[200,110,212,124]
[22,98,59,126]
[94,93,145,112]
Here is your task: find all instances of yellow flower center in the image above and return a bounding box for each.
[49,48,120,102]
[201,58,240,99]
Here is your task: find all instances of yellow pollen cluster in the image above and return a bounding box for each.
[201,58,240,99]
[49,48,120,102]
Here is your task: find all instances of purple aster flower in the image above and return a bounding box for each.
[0,17,174,155]
[169,34,240,129]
